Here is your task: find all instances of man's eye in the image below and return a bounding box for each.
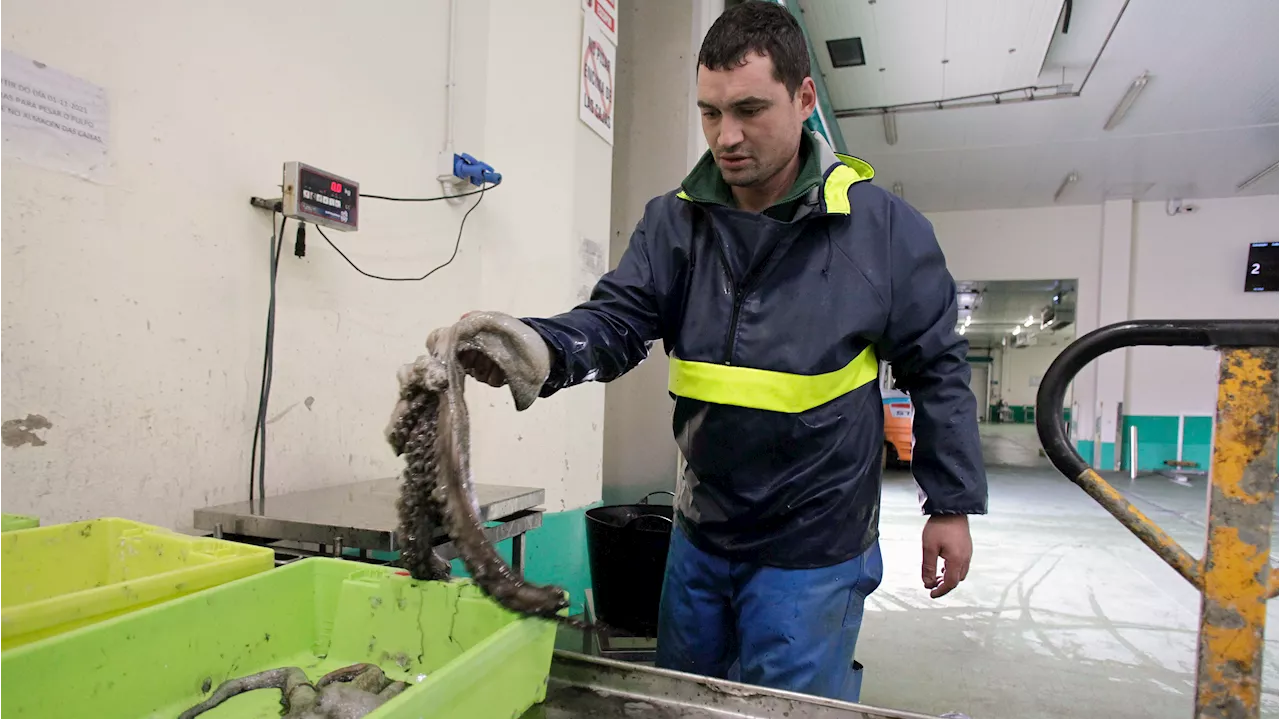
[740,107,762,117]
[702,110,720,119]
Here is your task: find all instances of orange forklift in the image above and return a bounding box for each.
[879,362,914,469]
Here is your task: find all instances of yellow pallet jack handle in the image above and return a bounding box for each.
[1036,320,1277,719]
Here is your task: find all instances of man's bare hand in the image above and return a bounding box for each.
[921,514,972,598]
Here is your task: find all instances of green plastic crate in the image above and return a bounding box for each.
[1,557,557,719]
[2,517,274,649]
[1,514,39,532]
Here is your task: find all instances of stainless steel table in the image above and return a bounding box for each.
[521,651,956,719]
[193,478,544,571]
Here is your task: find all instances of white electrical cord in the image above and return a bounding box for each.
[444,0,457,154]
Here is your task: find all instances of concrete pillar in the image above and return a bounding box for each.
[599,0,720,506]
[1091,199,1136,468]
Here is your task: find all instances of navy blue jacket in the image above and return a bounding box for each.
[523,132,987,568]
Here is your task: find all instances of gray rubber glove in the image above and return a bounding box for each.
[386,311,551,450]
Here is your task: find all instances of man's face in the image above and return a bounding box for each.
[697,52,817,188]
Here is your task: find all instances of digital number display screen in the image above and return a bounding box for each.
[298,166,357,229]
[1245,242,1278,292]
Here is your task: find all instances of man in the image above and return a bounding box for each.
[392,0,987,704]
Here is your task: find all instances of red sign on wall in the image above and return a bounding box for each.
[583,0,618,46]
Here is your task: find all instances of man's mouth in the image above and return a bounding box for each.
[719,154,751,169]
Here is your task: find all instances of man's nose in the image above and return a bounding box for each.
[717,116,744,151]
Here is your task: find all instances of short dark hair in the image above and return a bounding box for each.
[698,1,811,97]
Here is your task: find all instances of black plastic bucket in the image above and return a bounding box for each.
[584,491,674,636]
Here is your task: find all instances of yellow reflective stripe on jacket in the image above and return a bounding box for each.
[668,346,878,413]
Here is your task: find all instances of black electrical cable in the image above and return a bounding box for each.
[249,211,286,505]
[313,187,486,281]
[245,183,489,504]
[361,184,494,202]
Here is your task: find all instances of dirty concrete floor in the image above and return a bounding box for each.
[977,422,1052,467]
[859,424,1279,719]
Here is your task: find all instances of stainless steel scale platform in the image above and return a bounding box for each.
[192,478,544,572]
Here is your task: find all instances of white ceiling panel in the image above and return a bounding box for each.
[1038,0,1130,88]
[818,0,1279,211]
[800,0,1065,110]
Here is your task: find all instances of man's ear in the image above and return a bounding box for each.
[798,77,818,116]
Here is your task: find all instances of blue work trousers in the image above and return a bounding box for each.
[655,525,883,703]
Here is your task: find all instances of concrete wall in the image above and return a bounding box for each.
[1,1,612,532]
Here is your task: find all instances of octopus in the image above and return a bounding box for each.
[177,663,406,719]
[387,313,600,630]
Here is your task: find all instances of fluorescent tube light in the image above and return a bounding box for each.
[883,112,898,146]
[1104,71,1149,130]
[1054,171,1079,202]
[1236,161,1279,193]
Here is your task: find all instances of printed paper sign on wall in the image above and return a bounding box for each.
[581,0,618,45]
[579,17,615,146]
[576,237,607,302]
[2,50,109,183]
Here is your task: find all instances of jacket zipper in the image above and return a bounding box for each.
[714,239,739,364]
[714,232,787,365]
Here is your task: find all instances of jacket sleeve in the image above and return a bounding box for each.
[874,196,988,515]
[520,212,663,397]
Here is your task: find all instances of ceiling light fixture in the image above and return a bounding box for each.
[964,316,972,327]
[1012,326,1022,336]
[892,181,904,198]
[1236,161,1279,193]
[958,325,966,335]
[1054,171,1079,202]
[1024,316,1035,327]
[1104,71,1149,131]
[883,112,898,146]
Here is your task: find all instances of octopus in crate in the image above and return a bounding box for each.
[177,663,406,719]
[386,313,601,632]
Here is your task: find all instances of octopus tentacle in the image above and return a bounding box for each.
[177,667,311,719]
[395,320,614,632]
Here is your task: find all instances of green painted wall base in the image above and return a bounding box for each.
[1073,440,1115,468]
[1077,414,1224,471]
[1118,415,1214,472]
[338,502,601,616]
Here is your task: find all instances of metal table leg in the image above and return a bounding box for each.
[511,532,526,575]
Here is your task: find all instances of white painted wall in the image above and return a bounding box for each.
[1126,195,1280,416]
[1,0,612,527]
[927,204,1103,439]
[999,343,1069,407]
[928,194,1279,441]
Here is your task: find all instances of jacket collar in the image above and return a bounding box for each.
[678,130,874,216]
